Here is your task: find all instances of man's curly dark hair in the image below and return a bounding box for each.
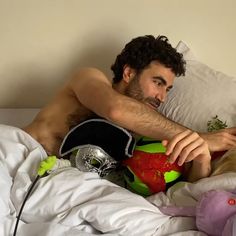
[111,35,186,83]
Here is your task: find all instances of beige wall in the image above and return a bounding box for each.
[0,0,235,108]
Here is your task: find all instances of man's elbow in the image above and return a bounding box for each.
[106,104,123,123]
[105,98,124,124]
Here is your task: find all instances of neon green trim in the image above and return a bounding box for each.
[141,137,160,141]
[72,149,78,156]
[164,170,181,183]
[38,155,57,176]
[135,143,166,153]
[124,167,151,196]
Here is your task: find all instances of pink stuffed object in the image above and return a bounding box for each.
[196,190,236,235]
[159,190,236,236]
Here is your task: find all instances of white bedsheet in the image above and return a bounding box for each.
[1,124,235,236]
[0,125,170,236]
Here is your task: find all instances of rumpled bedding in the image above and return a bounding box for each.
[1,124,235,236]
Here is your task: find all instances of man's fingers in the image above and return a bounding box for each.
[162,140,168,147]
[165,130,192,155]
[167,131,201,164]
[176,138,205,166]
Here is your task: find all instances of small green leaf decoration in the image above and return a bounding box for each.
[207,115,228,132]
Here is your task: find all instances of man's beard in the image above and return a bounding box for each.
[124,76,145,102]
[124,76,161,110]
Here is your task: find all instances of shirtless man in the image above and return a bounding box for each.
[23,35,236,182]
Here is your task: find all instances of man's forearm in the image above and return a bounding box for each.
[70,69,187,142]
[109,94,187,141]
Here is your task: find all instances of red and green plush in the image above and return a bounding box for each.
[123,137,184,196]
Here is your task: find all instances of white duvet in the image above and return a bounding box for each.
[1,124,235,236]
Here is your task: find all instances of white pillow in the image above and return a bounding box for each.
[158,41,236,132]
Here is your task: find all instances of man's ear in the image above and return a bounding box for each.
[123,65,136,84]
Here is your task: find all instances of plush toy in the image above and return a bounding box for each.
[122,137,184,196]
[159,189,236,236]
[196,189,236,235]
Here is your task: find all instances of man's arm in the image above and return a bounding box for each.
[68,68,236,156]
[200,127,236,152]
[68,67,186,140]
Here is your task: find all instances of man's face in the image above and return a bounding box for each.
[124,61,175,110]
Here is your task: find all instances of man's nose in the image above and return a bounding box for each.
[155,89,167,103]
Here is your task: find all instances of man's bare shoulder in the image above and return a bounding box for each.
[62,67,113,103]
[69,67,112,86]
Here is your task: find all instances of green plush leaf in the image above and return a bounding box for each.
[207,115,228,132]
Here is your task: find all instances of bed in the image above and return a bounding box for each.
[1,42,236,236]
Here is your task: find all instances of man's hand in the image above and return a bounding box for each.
[200,127,236,152]
[162,130,211,182]
[162,130,211,166]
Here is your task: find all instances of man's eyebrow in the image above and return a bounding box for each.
[153,76,173,89]
[153,76,167,85]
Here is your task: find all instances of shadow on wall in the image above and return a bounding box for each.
[65,31,123,81]
[2,32,123,108]
[1,64,57,108]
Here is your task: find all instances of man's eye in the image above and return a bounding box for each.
[153,80,162,86]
